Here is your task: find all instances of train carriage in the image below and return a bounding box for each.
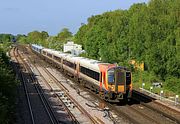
[62,54,77,76]
[31,44,43,54]
[51,51,65,67]
[31,44,132,102]
[78,58,101,90]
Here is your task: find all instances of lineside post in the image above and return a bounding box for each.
[175,95,179,105]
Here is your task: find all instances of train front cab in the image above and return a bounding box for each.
[106,66,132,101]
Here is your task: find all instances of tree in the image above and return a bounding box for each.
[49,28,73,51]
[27,31,49,46]
[74,0,180,93]
[16,34,27,44]
[56,28,72,42]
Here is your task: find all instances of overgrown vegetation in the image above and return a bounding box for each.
[0,34,18,124]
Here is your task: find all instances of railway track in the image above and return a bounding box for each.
[12,47,35,124]
[27,52,101,123]
[81,86,178,124]
[12,47,59,124]
[132,90,180,124]
[29,63,79,123]
[42,67,100,124]
[16,45,180,124]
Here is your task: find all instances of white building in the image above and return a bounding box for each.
[63,41,83,55]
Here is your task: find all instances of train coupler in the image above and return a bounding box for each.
[117,93,124,100]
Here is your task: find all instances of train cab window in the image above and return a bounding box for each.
[116,71,125,85]
[108,69,115,84]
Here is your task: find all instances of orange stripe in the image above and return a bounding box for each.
[103,72,108,90]
[100,82,102,91]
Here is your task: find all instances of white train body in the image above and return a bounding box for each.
[31,44,132,101]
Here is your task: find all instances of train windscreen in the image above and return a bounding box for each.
[116,70,125,85]
[108,69,115,84]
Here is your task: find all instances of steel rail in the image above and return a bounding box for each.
[128,105,159,124]
[33,63,79,124]
[12,47,35,124]
[24,48,79,123]
[42,67,99,124]
[16,48,58,124]
[25,46,98,124]
[29,48,126,124]
[29,45,180,124]
[133,90,180,124]
[27,46,130,124]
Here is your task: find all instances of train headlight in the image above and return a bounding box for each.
[109,85,114,91]
[109,87,112,91]
[109,86,112,91]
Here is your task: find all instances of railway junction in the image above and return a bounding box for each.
[10,45,180,124]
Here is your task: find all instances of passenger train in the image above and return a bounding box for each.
[31,44,132,102]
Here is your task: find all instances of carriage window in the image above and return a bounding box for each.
[54,56,61,62]
[43,51,46,55]
[80,66,99,81]
[63,60,76,69]
[47,53,52,58]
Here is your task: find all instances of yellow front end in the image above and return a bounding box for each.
[108,85,125,93]
[118,85,125,93]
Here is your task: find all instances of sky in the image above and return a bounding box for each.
[0,0,149,36]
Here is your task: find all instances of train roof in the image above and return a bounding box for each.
[42,48,56,54]
[49,49,71,58]
[33,45,115,72]
[32,44,44,49]
[76,57,103,72]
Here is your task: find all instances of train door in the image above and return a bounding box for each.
[99,72,103,91]
[61,58,64,69]
[76,62,80,78]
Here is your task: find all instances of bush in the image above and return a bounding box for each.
[0,47,18,123]
[165,76,180,94]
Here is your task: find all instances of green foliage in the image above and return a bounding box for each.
[0,34,14,43]
[75,0,180,94]
[165,76,180,94]
[0,34,15,51]
[74,24,87,48]
[57,28,72,42]
[50,28,73,51]
[3,0,179,95]
[26,31,49,45]
[16,34,27,44]
[0,44,18,123]
[21,28,73,51]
